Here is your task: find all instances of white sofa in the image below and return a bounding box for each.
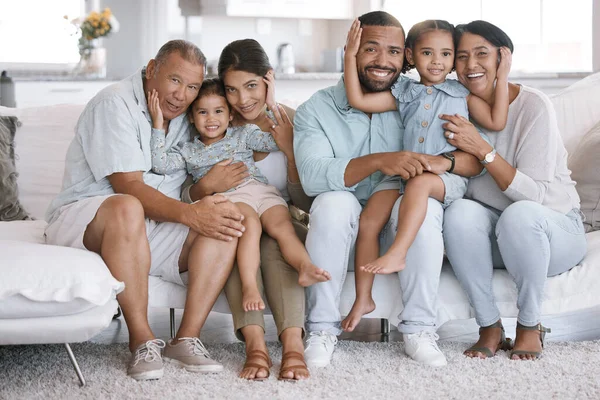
[2,73,600,384]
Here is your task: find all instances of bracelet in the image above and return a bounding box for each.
[442,152,455,174]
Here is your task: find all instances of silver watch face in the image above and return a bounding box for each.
[485,152,495,163]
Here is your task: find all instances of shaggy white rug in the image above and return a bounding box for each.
[1,340,599,400]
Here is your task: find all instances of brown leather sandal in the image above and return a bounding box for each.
[241,349,272,381]
[278,351,310,382]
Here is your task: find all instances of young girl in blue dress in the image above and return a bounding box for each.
[342,19,512,332]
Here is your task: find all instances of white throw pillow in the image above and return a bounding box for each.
[550,72,600,154]
[569,121,600,232]
[0,240,124,318]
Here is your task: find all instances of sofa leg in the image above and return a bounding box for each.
[64,343,86,387]
[381,318,390,335]
[170,308,176,338]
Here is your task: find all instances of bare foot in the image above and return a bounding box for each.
[298,262,331,287]
[242,286,265,312]
[360,253,406,274]
[341,297,376,332]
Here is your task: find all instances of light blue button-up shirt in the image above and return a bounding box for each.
[293,78,404,205]
[46,68,191,223]
[392,78,469,156]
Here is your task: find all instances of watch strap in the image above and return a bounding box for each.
[442,152,455,174]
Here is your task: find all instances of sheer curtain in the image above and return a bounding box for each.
[382,0,593,73]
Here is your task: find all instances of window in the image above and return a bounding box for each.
[383,0,593,73]
[0,0,83,69]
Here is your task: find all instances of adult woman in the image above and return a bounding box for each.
[440,21,587,360]
[185,39,311,381]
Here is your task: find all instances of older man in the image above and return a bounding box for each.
[294,11,482,368]
[45,40,245,380]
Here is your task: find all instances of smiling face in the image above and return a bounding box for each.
[454,32,500,102]
[356,25,405,92]
[145,52,204,122]
[406,29,454,86]
[221,69,268,122]
[189,94,232,145]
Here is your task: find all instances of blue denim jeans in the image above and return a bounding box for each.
[304,191,444,335]
[443,199,587,327]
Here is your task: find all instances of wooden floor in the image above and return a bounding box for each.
[91,306,600,346]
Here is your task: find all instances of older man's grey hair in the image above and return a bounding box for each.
[153,40,206,76]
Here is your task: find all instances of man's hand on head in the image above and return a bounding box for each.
[377,151,432,180]
[184,194,245,242]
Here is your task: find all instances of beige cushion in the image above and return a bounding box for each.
[569,121,600,232]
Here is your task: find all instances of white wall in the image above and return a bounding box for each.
[594,0,600,71]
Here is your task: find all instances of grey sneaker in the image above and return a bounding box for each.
[163,337,224,373]
[127,339,166,380]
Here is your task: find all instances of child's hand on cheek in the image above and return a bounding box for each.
[497,47,512,82]
[263,70,277,111]
[147,89,164,130]
[345,19,362,58]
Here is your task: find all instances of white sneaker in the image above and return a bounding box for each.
[304,331,338,368]
[403,331,447,367]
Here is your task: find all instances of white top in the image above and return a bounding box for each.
[255,151,290,201]
[466,85,580,214]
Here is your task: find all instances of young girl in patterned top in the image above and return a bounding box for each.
[342,19,511,332]
[148,77,330,312]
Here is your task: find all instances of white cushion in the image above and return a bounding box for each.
[550,71,600,154]
[338,231,600,326]
[0,240,124,319]
[0,299,119,345]
[0,220,47,243]
[568,121,600,232]
[0,104,85,220]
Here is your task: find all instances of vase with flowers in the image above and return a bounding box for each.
[69,8,119,78]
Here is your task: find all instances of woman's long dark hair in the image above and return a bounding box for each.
[218,39,272,79]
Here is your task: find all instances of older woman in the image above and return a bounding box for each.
[184,39,311,381]
[441,21,587,360]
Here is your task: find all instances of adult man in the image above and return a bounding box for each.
[45,40,245,380]
[294,12,482,367]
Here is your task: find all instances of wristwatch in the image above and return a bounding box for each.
[442,152,455,173]
[480,148,497,165]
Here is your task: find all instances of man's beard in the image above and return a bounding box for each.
[358,65,400,92]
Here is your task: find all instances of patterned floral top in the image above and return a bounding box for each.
[150,124,279,191]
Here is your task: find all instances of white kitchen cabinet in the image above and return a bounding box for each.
[14,81,117,108]
[181,0,354,19]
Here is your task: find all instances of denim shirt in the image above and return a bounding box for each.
[293,78,404,204]
[391,78,469,156]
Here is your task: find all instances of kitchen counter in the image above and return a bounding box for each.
[276,72,342,80]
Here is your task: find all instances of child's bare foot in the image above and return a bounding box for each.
[360,252,406,274]
[298,262,331,287]
[242,286,265,312]
[341,297,376,332]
